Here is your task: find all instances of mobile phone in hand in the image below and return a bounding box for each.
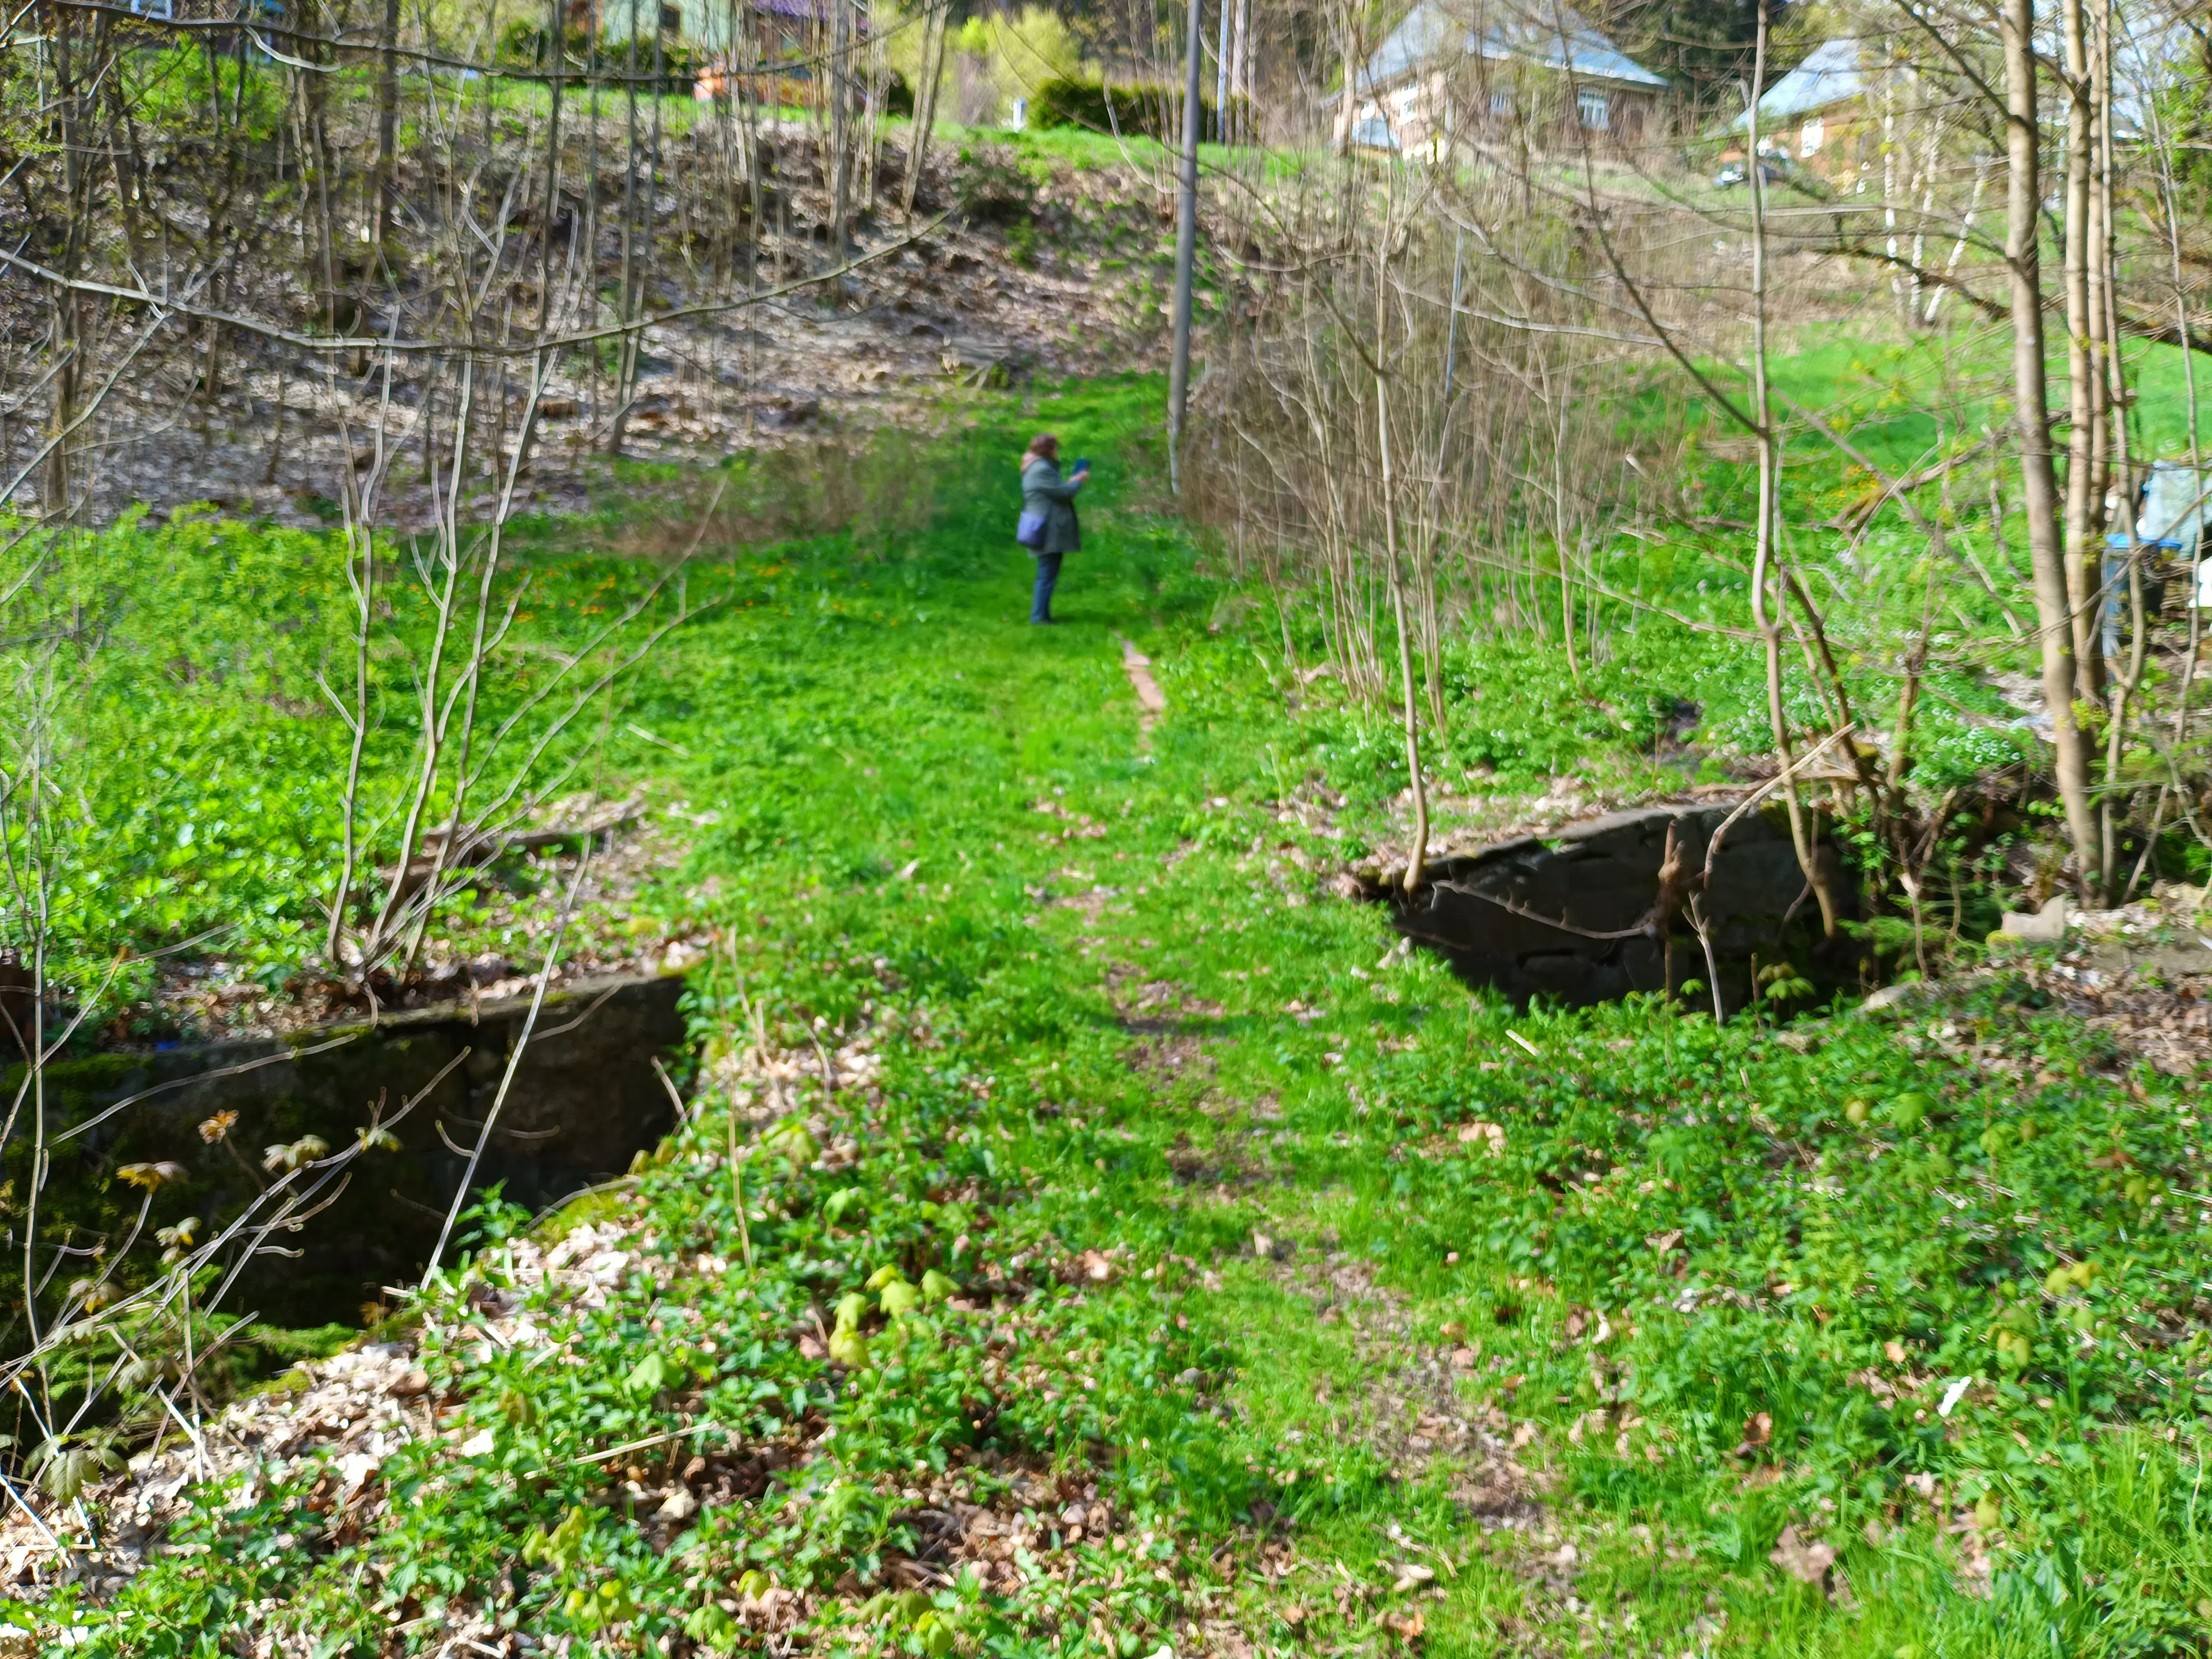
[1074,457,1091,474]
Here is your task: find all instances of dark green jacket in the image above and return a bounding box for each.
[1021,459,1082,555]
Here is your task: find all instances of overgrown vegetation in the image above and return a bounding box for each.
[5,380,2210,1656]
[9,0,2212,1638]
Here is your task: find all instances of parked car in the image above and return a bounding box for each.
[1714,153,1803,189]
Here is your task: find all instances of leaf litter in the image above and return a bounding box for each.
[4,1010,1289,1657]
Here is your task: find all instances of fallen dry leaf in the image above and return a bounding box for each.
[654,1487,699,1523]
[336,1452,381,1503]
[1384,1607,1425,1641]
[1456,1120,1506,1156]
[1768,1524,1836,1588]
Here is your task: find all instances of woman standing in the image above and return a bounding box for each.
[1019,434,1089,626]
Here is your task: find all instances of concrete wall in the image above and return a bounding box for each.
[1383,803,1850,1012]
[6,973,688,1329]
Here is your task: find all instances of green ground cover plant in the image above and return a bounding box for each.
[16,373,2212,1656]
[0,505,691,1021]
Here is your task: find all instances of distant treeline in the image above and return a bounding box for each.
[497,21,706,90]
[494,19,922,112]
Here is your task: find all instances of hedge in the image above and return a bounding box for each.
[1031,77,1248,142]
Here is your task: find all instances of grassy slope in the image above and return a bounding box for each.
[36,376,2212,1657]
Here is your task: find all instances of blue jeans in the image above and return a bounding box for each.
[1029,552,1062,623]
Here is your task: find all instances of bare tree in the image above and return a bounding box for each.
[2002,0,2101,889]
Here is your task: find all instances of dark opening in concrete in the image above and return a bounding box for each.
[12,973,688,1328]
[1377,802,1851,1014]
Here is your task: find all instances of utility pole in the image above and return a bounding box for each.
[1168,0,1204,489]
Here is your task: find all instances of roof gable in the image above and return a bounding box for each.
[1361,0,1668,94]
[1735,37,1873,126]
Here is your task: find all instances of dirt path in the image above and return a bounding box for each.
[1117,635,1167,748]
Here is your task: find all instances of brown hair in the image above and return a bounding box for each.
[1022,433,1059,466]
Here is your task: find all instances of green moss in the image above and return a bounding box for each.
[244,1365,316,1402]
[529,1181,639,1247]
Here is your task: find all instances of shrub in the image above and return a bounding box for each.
[495,20,700,92]
[1031,77,1247,142]
[952,142,1038,223]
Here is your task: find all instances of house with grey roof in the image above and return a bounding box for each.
[1728,36,1998,191]
[1730,37,1883,183]
[1335,0,1667,156]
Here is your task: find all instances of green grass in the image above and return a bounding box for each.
[1743,325,2212,476]
[17,372,2212,1656]
[0,502,698,1018]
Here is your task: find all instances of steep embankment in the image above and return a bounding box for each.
[59,127,1176,532]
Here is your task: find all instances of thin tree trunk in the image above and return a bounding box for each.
[1335,3,1358,156]
[2005,0,2102,891]
[904,1,946,219]
[1231,0,1249,144]
[647,12,666,294]
[862,1,884,210]
[609,27,643,454]
[2061,0,2104,696]
[44,12,89,520]
[1168,0,1204,479]
[1378,274,1427,896]
[1215,0,1230,143]
[1747,0,1838,940]
[585,30,604,414]
[1549,366,1580,691]
[829,0,851,252]
[2149,26,2205,762]
[539,0,567,336]
[1883,48,1907,331]
[2094,0,2133,898]
[374,0,403,261]
[2084,6,2113,678]
[1907,101,1944,320]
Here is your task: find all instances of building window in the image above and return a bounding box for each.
[1799,116,1824,155]
[1577,88,1611,130]
[1392,84,1419,112]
